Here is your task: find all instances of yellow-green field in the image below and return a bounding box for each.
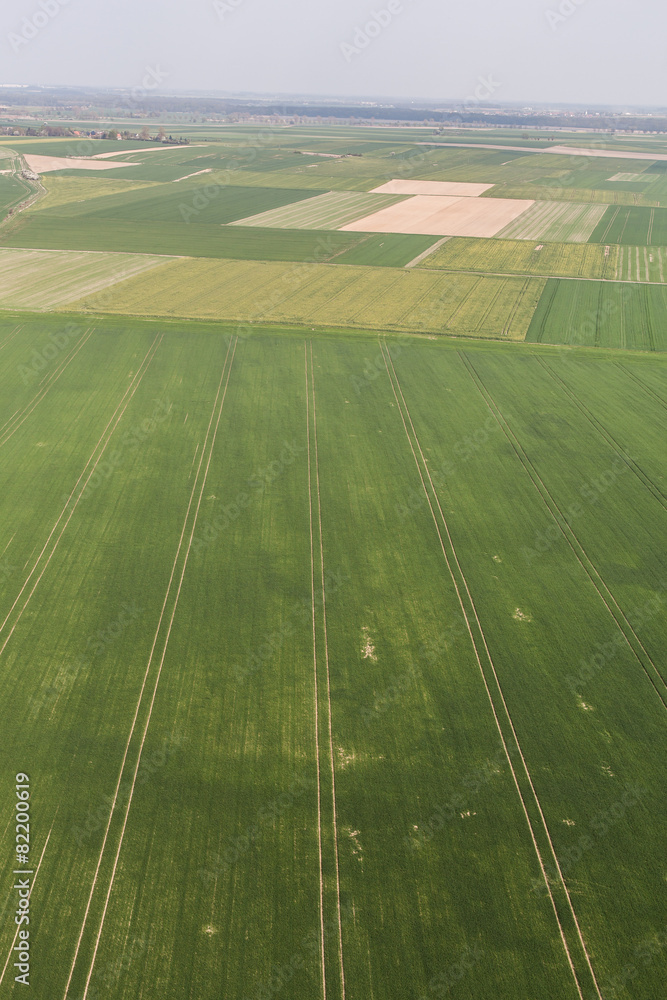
[68,257,546,339]
[0,248,173,310]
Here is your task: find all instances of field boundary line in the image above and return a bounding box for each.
[67,337,238,1000]
[0,327,94,445]
[305,344,328,1000]
[0,806,59,986]
[309,341,346,1000]
[459,352,667,706]
[405,237,451,269]
[0,335,162,660]
[380,339,601,1000]
[536,356,667,510]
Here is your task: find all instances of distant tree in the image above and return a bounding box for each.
[157,126,166,141]
[140,125,151,140]
[108,129,118,140]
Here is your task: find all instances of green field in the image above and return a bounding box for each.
[589,205,667,245]
[497,201,608,242]
[526,278,667,350]
[0,315,665,1000]
[0,216,366,262]
[67,258,545,339]
[422,237,618,279]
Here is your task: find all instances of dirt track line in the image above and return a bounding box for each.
[0,806,59,986]
[460,352,667,709]
[0,336,162,660]
[537,356,667,510]
[76,338,238,1000]
[0,328,94,445]
[616,362,667,410]
[380,340,597,1000]
[310,342,346,1000]
[305,344,328,1000]
[0,324,23,353]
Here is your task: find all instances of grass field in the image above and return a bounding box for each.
[526,278,667,350]
[66,259,545,339]
[589,206,667,245]
[422,237,618,279]
[0,248,170,310]
[0,216,366,262]
[234,191,406,229]
[496,202,608,242]
[0,316,664,1000]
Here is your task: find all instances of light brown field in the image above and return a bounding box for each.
[341,195,535,238]
[23,154,137,174]
[546,146,667,162]
[371,179,494,197]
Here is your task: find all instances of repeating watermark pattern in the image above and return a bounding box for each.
[230,569,349,684]
[8,0,73,54]
[243,902,354,1000]
[71,733,183,845]
[74,398,171,503]
[418,944,486,999]
[521,453,639,564]
[17,322,84,386]
[546,0,590,32]
[71,937,146,1000]
[340,1,415,63]
[178,123,284,223]
[596,923,667,1000]
[563,582,667,695]
[462,75,502,110]
[192,438,305,554]
[198,773,312,887]
[213,0,248,19]
[34,602,144,713]
[530,784,648,896]
[406,745,518,850]
[360,616,468,726]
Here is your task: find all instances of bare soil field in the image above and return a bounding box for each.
[371,180,494,197]
[24,155,138,174]
[341,194,534,238]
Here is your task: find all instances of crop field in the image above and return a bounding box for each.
[31,182,322,226]
[0,248,171,310]
[496,202,608,242]
[589,206,667,246]
[526,278,667,350]
[66,258,545,339]
[0,216,366,262]
[0,316,665,1000]
[330,233,441,268]
[421,237,617,279]
[615,245,667,282]
[234,191,406,229]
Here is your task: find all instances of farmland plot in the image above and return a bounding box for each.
[422,237,616,279]
[234,190,406,229]
[66,257,544,339]
[0,320,664,1000]
[0,248,171,310]
[496,201,608,242]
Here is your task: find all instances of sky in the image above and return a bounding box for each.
[0,0,664,108]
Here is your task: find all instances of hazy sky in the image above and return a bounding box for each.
[0,0,664,107]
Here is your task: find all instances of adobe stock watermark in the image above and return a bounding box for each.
[546,0,590,32]
[213,0,248,18]
[17,323,83,386]
[340,0,417,63]
[8,0,73,54]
